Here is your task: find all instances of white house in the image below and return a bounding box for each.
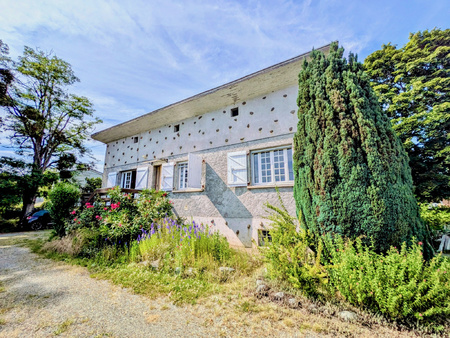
[92,43,332,247]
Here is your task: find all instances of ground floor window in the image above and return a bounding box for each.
[178,162,188,190]
[251,147,293,185]
[120,170,136,189]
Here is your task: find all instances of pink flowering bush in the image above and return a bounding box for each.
[68,186,174,244]
[328,237,450,322]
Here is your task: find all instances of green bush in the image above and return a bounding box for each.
[261,200,327,297]
[419,203,450,231]
[328,237,450,322]
[293,43,431,256]
[67,187,174,244]
[48,182,80,237]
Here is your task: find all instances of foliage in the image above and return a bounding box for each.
[0,157,57,215]
[328,237,450,322]
[81,177,102,193]
[419,203,450,231]
[41,191,260,304]
[261,199,327,297]
[67,187,173,244]
[0,39,13,107]
[0,44,101,217]
[364,29,450,202]
[48,182,80,237]
[293,42,430,256]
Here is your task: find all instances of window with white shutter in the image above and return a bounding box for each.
[251,146,294,186]
[227,151,248,186]
[161,162,175,191]
[107,172,117,187]
[135,167,149,190]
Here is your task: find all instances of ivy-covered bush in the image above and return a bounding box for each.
[293,42,431,256]
[48,181,80,237]
[328,237,450,322]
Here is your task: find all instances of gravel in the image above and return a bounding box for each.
[0,232,213,337]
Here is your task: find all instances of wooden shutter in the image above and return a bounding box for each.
[188,153,202,189]
[135,167,149,190]
[107,172,117,187]
[227,151,247,186]
[161,162,174,191]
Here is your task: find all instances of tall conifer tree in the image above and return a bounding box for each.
[293,43,431,255]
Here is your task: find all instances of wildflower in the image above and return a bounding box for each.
[418,241,423,246]
[104,207,108,210]
[70,210,76,215]
[119,223,122,227]
[419,313,422,317]
[77,221,81,224]
[73,218,77,221]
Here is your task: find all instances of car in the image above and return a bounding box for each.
[25,210,52,230]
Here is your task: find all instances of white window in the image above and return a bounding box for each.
[160,153,203,192]
[251,147,294,185]
[120,171,134,189]
[178,162,188,190]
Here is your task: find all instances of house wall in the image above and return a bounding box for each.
[102,85,299,247]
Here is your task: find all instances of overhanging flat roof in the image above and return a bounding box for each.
[92,43,332,144]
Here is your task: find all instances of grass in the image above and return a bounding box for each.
[7,232,448,337]
[53,318,74,335]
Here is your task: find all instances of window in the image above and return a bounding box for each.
[230,107,239,117]
[174,124,180,132]
[251,147,294,185]
[133,136,139,143]
[160,153,203,192]
[258,230,272,246]
[120,170,136,189]
[178,162,188,190]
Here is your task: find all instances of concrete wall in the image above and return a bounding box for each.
[102,85,299,247]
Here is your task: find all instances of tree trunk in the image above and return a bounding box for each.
[20,188,38,226]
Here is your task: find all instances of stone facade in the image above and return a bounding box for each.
[101,85,298,247]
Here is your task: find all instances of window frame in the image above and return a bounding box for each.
[250,145,294,186]
[120,170,136,189]
[177,161,189,190]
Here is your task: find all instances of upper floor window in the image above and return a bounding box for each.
[230,107,239,117]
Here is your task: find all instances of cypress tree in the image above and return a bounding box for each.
[293,43,431,256]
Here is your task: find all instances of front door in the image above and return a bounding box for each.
[153,165,161,191]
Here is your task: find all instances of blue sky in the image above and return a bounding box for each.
[0,0,448,170]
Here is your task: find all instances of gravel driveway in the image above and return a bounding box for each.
[0,232,213,337]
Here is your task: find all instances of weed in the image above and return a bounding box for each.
[53,318,74,335]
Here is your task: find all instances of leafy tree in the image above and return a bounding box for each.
[1,45,101,218]
[0,157,58,213]
[364,29,450,202]
[0,40,13,107]
[293,43,431,256]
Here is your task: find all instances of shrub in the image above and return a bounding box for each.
[261,199,327,297]
[328,237,450,322]
[48,182,80,237]
[419,203,450,232]
[67,187,174,245]
[293,42,431,256]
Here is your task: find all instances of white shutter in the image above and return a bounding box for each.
[188,153,203,189]
[161,162,174,191]
[107,172,117,187]
[135,166,148,190]
[227,151,247,186]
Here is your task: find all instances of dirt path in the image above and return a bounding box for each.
[0,232,213,337]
